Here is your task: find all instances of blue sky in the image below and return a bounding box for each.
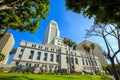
[8,0,120,62]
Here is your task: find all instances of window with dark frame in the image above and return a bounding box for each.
[95,61,97,66]
[44,53,48,61]
[82,59,85,65]
[29,63,31,66]
[71,57,74,64]
[50,54,54,62]
[16,61,19,65]
[75,58,78,64]
[37,52,41,60]
[89,60,91,65]
[34,64,36,67]
[66,56,69,63]
[32,45,34,47]
[21,49,24,52]
[18,54,22,58]
[37,64,39,67]
[26,63,28,66]
[56,55,59,62]
[29,50,34,59]
[86,60,88,65]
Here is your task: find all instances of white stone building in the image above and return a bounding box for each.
[43,20,66,49]
[11,20,104,73]
[11,40,103,73]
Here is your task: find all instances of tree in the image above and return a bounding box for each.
[0,0,50,35]
[63,38,69,73]
[86,23,120,80]
[0,53,5,62]
[90,43,97,74]
[73,42,77,50]
[65,0,120,28]
[71,42,77,72]
[63,38,75,73]
[82,43,93,74]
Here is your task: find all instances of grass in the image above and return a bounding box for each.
[0,73,112,80]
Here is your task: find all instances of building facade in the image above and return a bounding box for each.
[76,40,108,66]
[11,41,103,73]
[0,33,15,64]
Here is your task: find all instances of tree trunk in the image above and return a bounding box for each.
[92,50,96,74]
[72,52,75,72]
[90,54,93,74]
[69,47,71,73]
[87,52,93,74]
[110,58,120,80]
[66,47,69,74]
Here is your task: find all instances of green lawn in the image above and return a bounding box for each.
[0,73,112,80]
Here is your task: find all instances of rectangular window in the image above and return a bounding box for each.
[29,50,34,59]
[91,61,94,66]
[18,54,22,58]
[26,63,28,66]
[29,63,31,66]
[95,61,97,66]
[56,55,59,62]
[16,61,19,65]
[37,64,39,67]
[82,59,85,65]
[37,52,41,60]
[45,47,46,50]
[50,54,54,62]
[44,53,48,61]
[71,57,74,64]
[66,56,69,63]
[32,45,36,48]
[34,64,36,67]
[21,49,24,52]
[86,60,88,65]
[75,58,78,64]
[32,45,34,47]
[51,48,53,51]
[89,60,91,65]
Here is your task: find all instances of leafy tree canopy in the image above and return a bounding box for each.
[0,0,50,33]
[65,0,120,28]
[0,53,5,62]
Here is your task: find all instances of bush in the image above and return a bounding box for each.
[0,67,4,72]
[43,67,48,74]
[26,68,33,73]
[9,66,16,73]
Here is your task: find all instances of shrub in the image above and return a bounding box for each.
[0,67,4,72]
[44,67,48,74]
[54,66,57,74]
[9,66,16,73]
[26,68,33,73]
